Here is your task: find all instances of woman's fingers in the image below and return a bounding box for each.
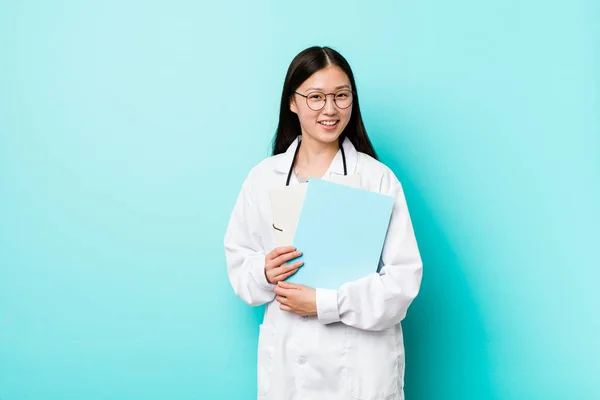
[272,260,303,280]
[271,261,303,281]
[266,246,296,261]
[280,304,292,312]
[275,268,298,282]
[265,247,302,285]
[272,250,302,267]
[275,295,288,305]
[278,260,303,273]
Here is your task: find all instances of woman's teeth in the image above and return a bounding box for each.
[319,121,338,126]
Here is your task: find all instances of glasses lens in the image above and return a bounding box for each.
[306,92,326,110]
[334,90,353,109]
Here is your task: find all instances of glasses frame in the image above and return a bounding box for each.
[293,89,356,111]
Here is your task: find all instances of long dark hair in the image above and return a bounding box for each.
[272,46,377,159]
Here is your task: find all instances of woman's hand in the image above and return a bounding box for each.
[265,246,304,285]
[274,281,317,317]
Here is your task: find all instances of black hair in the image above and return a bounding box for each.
[271,46,377,159]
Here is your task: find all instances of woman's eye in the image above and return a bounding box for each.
[336,94,347,98]
[310,94,323,100]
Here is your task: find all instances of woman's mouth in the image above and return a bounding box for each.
[318,120,339,130]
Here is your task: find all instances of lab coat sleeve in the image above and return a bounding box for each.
[224,177,276,306]
[316,179,423,331]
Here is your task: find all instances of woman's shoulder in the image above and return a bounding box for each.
[245,153,284,182]
[356,152,402,195]
[356,151,394,174]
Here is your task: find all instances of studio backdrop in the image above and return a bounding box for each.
[1,1,598,399]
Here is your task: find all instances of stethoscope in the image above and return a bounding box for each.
[273,138,347,233]
[285,139,347,186]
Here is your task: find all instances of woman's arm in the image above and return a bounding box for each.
[224,178,277,306]
[315,178,423,331]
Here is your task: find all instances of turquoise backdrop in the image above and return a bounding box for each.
[1,1,599,399]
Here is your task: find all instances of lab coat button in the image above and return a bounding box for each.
[297,356,307,365]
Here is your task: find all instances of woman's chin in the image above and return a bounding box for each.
[305,130,342,145]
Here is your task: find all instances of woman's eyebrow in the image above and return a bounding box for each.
[306,85,351,91]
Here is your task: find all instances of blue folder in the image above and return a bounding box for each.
[286,178,395,290]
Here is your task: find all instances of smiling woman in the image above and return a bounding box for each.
[1,1,598,398]
[224,46,423,400]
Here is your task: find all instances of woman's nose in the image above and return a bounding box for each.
[322,96,337,115]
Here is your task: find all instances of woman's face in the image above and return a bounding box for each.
[290,65,353,146]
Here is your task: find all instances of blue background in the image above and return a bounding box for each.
[1,1,599,399]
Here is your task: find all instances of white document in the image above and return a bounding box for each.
[269,174,361,246]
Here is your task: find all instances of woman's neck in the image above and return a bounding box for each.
[295,134,340,179]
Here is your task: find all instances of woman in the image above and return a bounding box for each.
[224,46,423,400]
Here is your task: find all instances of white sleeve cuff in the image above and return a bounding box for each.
[249,255,276,292]
[316,288,341,324]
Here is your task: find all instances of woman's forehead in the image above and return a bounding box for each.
[299,65,351,92]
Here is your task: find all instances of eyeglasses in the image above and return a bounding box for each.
[294,89,355,111]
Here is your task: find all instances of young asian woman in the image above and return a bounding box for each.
[224,46,423,400]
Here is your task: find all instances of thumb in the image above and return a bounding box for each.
[277,281,295,289]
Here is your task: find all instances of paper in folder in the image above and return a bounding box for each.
[269,174,361,247]
[286,178,395,290]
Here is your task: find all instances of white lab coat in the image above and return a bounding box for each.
[224,136,423,400]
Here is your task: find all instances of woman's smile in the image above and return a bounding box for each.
[318,119,339,130]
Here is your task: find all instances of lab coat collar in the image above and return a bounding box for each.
[274,135,358,177]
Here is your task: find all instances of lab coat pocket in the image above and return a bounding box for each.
[345,326,399,400]
[257,323,276,397]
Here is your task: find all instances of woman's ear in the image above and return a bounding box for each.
[290,97,298,114]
